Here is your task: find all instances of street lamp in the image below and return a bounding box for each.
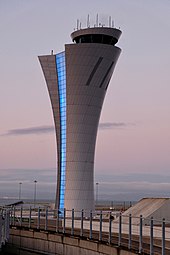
[19,182,22,200]
[96,182,99,206]
[34,180,37,208]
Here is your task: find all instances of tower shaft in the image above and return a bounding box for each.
[39,26,122,212]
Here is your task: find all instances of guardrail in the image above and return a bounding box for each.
[0,208,10,249]
[10,206,170,255]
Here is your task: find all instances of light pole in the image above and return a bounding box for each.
[96,182,99,206]
[19,182,22,200]
[34,180,37,208]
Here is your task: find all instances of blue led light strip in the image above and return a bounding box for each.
[56,52,66,211]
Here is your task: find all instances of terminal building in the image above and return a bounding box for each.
[39,22,122,212]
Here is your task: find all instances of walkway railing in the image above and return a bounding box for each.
[0,208,10,249]
[10,206,170,254]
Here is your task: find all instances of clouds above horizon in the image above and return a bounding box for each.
[1,122,135,136]
[2,125,54,136]
[0,170,170,201]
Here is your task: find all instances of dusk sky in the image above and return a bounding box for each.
[0,0,170,200]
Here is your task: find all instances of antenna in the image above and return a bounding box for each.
[87,14,90,27]
[96,14,98,27]
[77,19,79,30]
[109,16,111,27]
[112,20,114,28]
[80,22,81,29]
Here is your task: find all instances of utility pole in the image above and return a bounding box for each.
[34,180,37,208]
[96,182,99,206]
[19,182,22,200]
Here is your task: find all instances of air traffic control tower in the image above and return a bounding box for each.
[39,21,122,213]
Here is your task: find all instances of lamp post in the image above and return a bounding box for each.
[96,182,99,206]
[19,182,22,200]
[34,180,37,208]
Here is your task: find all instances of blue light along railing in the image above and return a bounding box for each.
[56,52,66,211]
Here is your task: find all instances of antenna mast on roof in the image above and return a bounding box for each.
[96,14,99,27]
[77,19,79,30]
[109,16,111,27]
[87,14,90,27]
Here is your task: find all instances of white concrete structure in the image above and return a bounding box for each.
[122,198,170,224]
[39,26,122,212]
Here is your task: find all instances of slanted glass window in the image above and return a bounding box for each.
[56,52,66,212]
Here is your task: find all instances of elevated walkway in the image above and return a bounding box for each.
[6,205,170,254]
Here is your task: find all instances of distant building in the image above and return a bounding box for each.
[39,22,122,212]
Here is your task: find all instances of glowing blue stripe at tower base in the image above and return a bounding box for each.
[56,52,66,211]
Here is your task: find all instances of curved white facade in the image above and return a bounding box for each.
[39,27,122,212]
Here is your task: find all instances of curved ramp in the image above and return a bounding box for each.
[120,198,170,225]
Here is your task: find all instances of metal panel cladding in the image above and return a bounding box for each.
[39,25,122,213]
